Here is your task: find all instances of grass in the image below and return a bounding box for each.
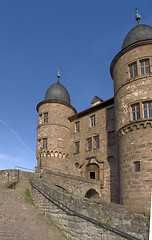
[25,188,35,205]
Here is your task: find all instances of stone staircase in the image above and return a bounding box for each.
[0,177,66,240]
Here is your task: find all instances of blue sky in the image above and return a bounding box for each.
[0,0,152,171]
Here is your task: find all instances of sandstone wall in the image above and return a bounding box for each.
[36,102,76,172]
[39,169,102,198]
[69,104,118,203]
[31,177,149,240]
[111,44,152,213]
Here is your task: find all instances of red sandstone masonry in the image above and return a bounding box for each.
[111,43,152,213]
[31,177,149,240]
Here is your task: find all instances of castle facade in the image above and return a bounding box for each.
[36,14,152,214]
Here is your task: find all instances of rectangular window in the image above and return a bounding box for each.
[107,107,114,121]
[134,161,140,172]
[75,121,80,133]
[90,172,95,179]
[131,104,140,121]
[143,102,152,118]
[75,141,80,153]
[94,135,99,149]
[87,137,92,150]
[90,115,96,127]
[129,62,138,78]
[43,138,47,149]
[44,113,48,123]
[140,59,150,75]
[108,131,115,146]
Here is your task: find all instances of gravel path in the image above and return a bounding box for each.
[0,179,66,240]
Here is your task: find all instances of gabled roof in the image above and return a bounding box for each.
[91,96,103,105]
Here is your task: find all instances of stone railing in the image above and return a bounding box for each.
[30,177,149,240]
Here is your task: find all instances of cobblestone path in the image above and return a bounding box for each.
[0,179,66,240]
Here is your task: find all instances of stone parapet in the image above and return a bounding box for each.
[31,177,149,240]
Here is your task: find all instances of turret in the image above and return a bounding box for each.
[36,70,76,172]
[110,11,152,214]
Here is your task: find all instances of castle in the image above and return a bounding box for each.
[35,12,152,215]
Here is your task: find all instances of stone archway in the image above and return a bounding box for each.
[85,189,100,200]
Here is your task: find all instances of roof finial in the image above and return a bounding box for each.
[57,68,60,83]
[136,8,141,25]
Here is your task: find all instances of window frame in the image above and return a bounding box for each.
[44,112,48,123]
[128,58,151,79]
[75,121,80,133]
[90,115,96,127]
[130,100,152,121]
[140,59,150,75]
[131,103,141,121]
[87,137,92,151]
[75,141,80,154]
[129,62,138,79]
[142,102,152,119]
[43,138,47,149]
[93,135,99,149]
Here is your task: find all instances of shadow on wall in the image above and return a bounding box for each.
[55,185,68,193]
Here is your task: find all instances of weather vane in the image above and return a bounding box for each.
[57,68,60,83]
[136,8,141,25]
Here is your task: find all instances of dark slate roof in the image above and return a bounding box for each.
[69,97,114,122]
[45,82,71,105]
[122,24,152,49]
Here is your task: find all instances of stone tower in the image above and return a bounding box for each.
[36,72,76,172]
[110,12,152,213]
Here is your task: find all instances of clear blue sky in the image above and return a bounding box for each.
[0,0,152,171]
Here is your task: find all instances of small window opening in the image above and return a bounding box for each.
[90,172,95,179]
[134,161,140,172]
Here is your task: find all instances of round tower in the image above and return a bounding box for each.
[110,12,152,214]
[36,71,76,172]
